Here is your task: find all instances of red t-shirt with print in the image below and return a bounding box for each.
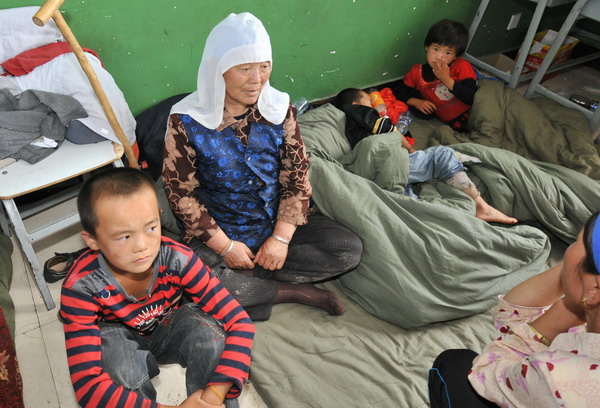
[403,57,476,122]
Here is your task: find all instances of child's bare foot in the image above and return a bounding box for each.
[276,283,345,315]
[474,196,518,224]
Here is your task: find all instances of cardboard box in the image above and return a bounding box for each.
[479,53,516,74]
[523,29,579,73]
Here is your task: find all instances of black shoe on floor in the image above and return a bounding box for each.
[43,248,88,283]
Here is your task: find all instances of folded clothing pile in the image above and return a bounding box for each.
[0,6,136,161]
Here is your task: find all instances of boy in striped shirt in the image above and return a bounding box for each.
[60,167,254,408]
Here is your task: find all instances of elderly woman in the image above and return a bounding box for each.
[429,211,600,408]
[163,13,362,321]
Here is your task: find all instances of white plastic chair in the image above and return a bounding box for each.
[0,140,124,309]
[0,0,141,310]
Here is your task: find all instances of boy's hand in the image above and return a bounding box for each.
[255,238,288,271]
[398,134,416,154]
[409,98,437,115]
[174,389,225,408]
[179,390,206,408]
[197,399,225,408]
[162,390,224,408]
[223,241,255,269]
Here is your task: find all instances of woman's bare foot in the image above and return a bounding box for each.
[276,283,345,315]
[474,196,518,224]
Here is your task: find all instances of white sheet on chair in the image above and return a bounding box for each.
[0,76,20,94]
[5,52,136,145]
[0,6,64,62]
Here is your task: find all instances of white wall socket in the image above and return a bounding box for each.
[507,13,521,30]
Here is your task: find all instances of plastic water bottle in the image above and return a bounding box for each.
[570,94,598,112]
[293,97,309,115]
[395,110,414,135]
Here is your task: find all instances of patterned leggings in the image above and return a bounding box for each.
[189,213,363,320]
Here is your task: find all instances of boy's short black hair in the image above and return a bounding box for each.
[424,19,469,56]
[78,167,157,236]
[333,88,366,108]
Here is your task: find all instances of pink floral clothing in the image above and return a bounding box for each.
[469,296,600,408]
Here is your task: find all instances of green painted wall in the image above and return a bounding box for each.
[4,0,482,115]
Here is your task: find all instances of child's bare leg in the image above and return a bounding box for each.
[445,171,517,224]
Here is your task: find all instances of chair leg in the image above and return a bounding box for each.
[1,199,56,310]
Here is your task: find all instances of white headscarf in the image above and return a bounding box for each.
[170,12,290,129]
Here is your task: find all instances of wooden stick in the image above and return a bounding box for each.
[33,4,139,168]
[32,0,64,26]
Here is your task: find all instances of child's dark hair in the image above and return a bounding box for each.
[582,211,600,275]
[424,19,469,56]
[333,88,365,108]
[78,167,157,236]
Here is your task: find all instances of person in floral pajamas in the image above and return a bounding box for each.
[430,211,600,408]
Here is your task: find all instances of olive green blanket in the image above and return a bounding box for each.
[300,103,599,328]
[249,95,600,408]
[429,79,600,179]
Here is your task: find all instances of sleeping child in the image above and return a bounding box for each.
[392,19,476,132]
[333,87,517,225]
[334,87,416,152]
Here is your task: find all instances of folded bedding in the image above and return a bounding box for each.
[0,88,87,163]
[429,79,600,179]
[298,103,600,329]
[0,7,136,147]
[4,52,136,146]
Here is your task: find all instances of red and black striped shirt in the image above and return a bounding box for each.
[60,236,254,407]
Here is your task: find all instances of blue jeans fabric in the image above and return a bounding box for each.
[406,145,465,198]
[100,303,239,407]
[407,145,465,184]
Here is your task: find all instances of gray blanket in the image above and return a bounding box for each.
[0,89,87,163]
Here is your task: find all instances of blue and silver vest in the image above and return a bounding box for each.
[181,114,283,251]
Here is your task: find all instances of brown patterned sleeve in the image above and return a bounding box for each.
[162,114,221,243]
[278,106,312,225]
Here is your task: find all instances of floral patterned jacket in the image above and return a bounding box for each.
[469,296,600,407]
[163,104,311,244]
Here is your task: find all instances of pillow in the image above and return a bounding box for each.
[65,120,107,144]
[0,6,64,63]
[298,103,352,160]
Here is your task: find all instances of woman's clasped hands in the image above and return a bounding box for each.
[222,238,289,271]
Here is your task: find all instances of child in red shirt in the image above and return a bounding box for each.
[393,19,476,132]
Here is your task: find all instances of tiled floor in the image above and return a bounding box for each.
[515,64,600,101]
[8,197,267,407]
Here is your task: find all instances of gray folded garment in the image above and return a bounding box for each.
[0,88,88,164]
